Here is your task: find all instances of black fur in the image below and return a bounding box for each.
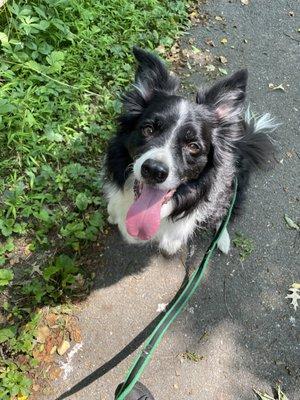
[106,47,275,225]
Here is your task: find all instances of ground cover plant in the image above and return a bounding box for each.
[0,0,192,397]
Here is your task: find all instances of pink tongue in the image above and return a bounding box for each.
[126,186,168,241]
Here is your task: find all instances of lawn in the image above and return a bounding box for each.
[0,0,191,398]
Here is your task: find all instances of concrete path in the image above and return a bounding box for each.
[47,1,299,399]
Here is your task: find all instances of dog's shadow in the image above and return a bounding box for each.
[92,225,211,291]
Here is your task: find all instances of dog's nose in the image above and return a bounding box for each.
[141,159,169,184]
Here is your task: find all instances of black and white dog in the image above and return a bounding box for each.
[105,47,276,256]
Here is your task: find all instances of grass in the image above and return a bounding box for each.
[0,0,192,397]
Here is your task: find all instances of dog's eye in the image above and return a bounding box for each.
[142,125,154,137]
[186,142,201,156]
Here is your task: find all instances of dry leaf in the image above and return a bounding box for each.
[219,55,228,64]
[45,313,59,326]
[36,326,50,344]
[205,38,215,47]
[206,64,216,72]
[241,0,249,5]
[68,321,82,343]
[220,37,228,44]
[292,282,300,289]
[156,45,166,55]
[57,340,70,355]
[268,83,285,92]
[286,286,300,311]
[215,16,223,21]
[32,384,40,392]
[288,11,294,17]
[49,366,61,380]
[253,384,289,400]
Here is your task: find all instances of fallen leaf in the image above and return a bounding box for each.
[292,282,300,289]
[288,11,294,17]
[49,365,61,380]
[36,326,50,344]
[253,385,289,400]
[156,45,166,54]
[205,38,215,47]
[219,55,228,64]
[241,0,250,5]
[67,319,82,343]
[17,395,28,400]
[284,214,299,230]
[215,15,223,21]
[218,67,228,75]
[191,45,201,54]
[45,313,59,326]
[206,64,216,72]
[268,83,285,92]
[244,39,248,43]
[220,37,228,44]
[57,340,70,355]
[32,384,40,392]
[50,345,57,355]
[286,286,300,311]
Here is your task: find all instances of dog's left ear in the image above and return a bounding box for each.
[122,47,179,116]
[196,69,248,123]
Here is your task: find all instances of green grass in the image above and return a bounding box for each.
[0,0,192,397]
[233,232,254,261]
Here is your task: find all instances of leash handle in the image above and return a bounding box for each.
[116,178,238,400]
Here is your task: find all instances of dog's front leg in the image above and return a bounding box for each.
[158,214,197,256]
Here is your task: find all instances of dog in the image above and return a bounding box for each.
[104,46,276,256]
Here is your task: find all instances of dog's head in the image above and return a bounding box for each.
[109,47,248,240]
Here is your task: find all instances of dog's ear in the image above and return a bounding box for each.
[122,47,179,116]
[196,69,248,123]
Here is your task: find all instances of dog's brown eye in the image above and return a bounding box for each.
[187,142,201,156]
[142,126,153,136]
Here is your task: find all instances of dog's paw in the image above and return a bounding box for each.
[159,239,183,257]
[217,227,230,254]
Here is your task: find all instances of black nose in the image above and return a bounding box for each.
[141,159,169,184]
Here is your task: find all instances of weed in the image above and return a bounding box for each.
[233,232,254,261]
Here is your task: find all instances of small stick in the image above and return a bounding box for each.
[283,32,300,43]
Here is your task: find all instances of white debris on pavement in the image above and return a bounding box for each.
[156,303,168,313]
[59,342,83,380]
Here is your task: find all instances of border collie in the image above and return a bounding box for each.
[104,47,276,256]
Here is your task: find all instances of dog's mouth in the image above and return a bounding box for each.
[125,180,175,241]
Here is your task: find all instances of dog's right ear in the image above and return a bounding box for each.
[122,47,179,116]
[196,69,248,124]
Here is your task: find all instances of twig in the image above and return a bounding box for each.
[283,32,300,43]
[223,274,234,319]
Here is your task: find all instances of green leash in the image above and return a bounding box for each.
[115,178,238,400]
